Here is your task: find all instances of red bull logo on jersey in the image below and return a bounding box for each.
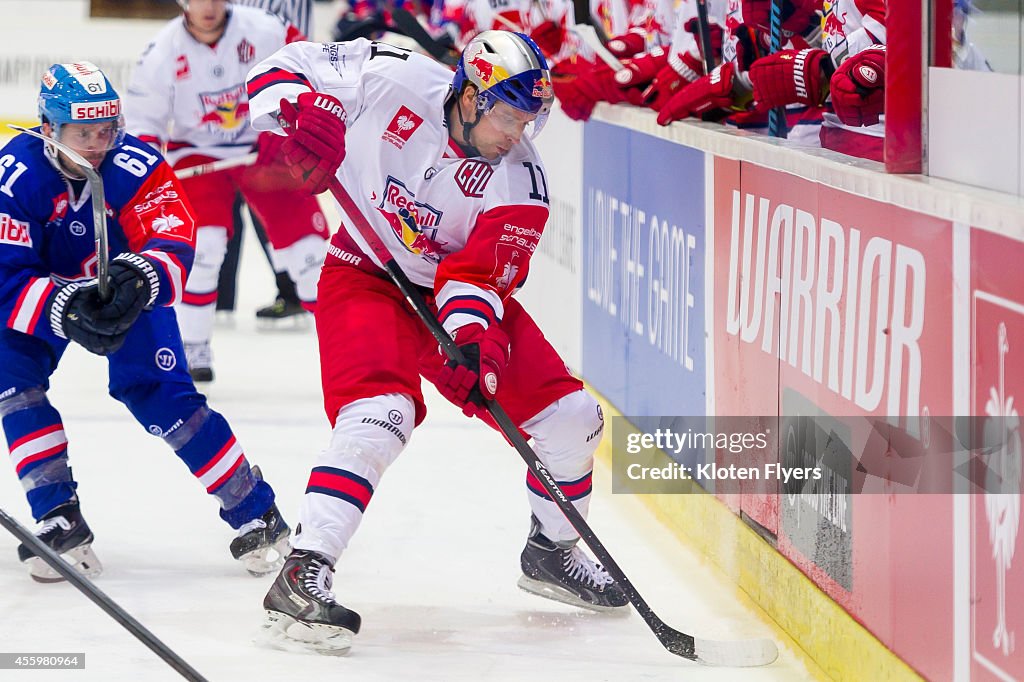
[199,84,250,133]
[71,99,120,121]
[821,1,849,56]
[0,213,31,247]
[378,176,447,262]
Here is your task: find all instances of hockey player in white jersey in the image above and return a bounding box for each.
[246,31,628,654]
[123,0,329,381]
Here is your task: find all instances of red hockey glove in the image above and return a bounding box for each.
[278,92,347,194]
[749,48,831,110]
[254,130,286,166]
[606,32,646,58]
[830,46,885,126]
[551,58,599,121]
[741,0,822,34]
[436,323,511,417]
[571,50,666,108]
[657,62,738,125]
[530,20,565,57]
[643,50,703,111]
[683,17,724,57]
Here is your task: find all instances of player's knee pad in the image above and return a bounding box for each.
[278,234,326,303]
[521,389,604,476]
[0,386,48,418]
[184,226,229,294]
[318,393,415,488]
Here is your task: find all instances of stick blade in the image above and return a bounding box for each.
[693,636,779,667]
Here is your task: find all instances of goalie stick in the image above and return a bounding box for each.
[0,508,208,681]
[276,100,778,668]
[10,125,112,302]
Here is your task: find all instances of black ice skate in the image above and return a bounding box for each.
[184,341,214,383]
[261,550,362,655]
[230,502,291,576]
[255,296,310,331]
[518,517,629,612]
[17,500,102,583]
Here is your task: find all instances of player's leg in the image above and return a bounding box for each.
[240,145,330,327]
[251,212,307,329]
[106,307,290,575]
[261,264,425,654]
[0,330,101,582]
[214,196,246,328]
[173,157,236,382]
[423,299,627,611]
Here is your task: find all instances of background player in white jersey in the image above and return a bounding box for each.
[123,0,329,381]
[0,62,290,582]
[219,0,317,326]
[245,30,628,654]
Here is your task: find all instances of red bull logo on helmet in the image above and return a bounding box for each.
[71,99,120,120]
[469,54,495,84]
[532,77,553,99]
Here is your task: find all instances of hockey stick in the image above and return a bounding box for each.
[317,173,778,667]
[10,125,111,302]
[388,8,459,66]
[175,152,258,179]
[0,508,208,681]
[694,0,715,75]
[767,0,788,138]
[570,24,627,73]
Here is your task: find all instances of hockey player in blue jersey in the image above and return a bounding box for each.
[0,61,290,582]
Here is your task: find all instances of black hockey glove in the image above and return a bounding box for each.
[47,280,129,356]
[82,253,160,335]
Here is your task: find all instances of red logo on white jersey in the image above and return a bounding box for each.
[454,160,493,198]
[236,39,255,64]
[0,213,32,247]
[382,106,424,150]
[175,55,190,80]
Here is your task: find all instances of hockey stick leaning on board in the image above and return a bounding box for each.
[175,152,258,179]
[10,125,112,302]
[0,508,208,681]
[275,104,777,667]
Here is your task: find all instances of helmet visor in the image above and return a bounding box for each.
[55,117,126,155]
[480,97,549,141]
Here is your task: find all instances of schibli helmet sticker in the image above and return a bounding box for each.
[37,61,126,153]
[452,31,554,140]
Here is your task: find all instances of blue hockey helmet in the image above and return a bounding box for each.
[452,31,553,139]
[38,62,125,151]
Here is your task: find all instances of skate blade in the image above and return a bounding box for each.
[240,537,292,577]
[517,575,630,614]
[26,544,103,583]
[257,610,354,656]
[256,314,311,333]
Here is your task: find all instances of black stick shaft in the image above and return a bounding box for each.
[0,509,208,681]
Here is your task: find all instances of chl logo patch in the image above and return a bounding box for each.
[454,160,493,198]
[382,106,424,150]
[155,347,176,371]
[236,39,255,65]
